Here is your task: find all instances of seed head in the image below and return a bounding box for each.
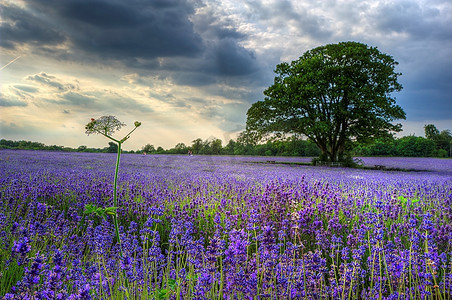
[85,115,125,136]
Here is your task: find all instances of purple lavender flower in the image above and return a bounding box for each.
[12,252,46,295]
[12,236,31,265]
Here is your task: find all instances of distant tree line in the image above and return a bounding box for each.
[0,140,73,152]
[352,124,452,157]
[139,136,321,157]
[1,124,450,157]
[0,140,123,154]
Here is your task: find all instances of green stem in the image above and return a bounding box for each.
[120,126,139,143]
[94,129,121,143]
[114,141,122,256]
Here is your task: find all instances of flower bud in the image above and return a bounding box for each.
[134,121,141,127]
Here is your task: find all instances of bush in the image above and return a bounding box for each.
[435,149,448,158]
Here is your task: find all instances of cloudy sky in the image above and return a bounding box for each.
[1,0,451,150]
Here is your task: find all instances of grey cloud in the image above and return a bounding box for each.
[398,79,452,121]
[395,46,452,121]
[2,0,265,92]
[61,90,153,113]
[62,92,96,106]
[0,3,66,49]
[218,120,245,133]
[169,99,191,108]
[107,97,153,113]
[0,121,25,136]
[13,85,39,93]
[211,38,258,76]
[243,0,332,39]
[370,1,452,41]
[149,91,193,109]
[398,90,452,121]
[11,88,34,102]
[196,100,247,133]
[166,39,260,84]
[170,71,217,86]
[0,94,28,107]
[18,71,155,115]
[26,73,77,91]
[188,97,209,104]
[24,0,204,60]
[192,4,246,41]
[145,40,260,86]
[0,119,44,138]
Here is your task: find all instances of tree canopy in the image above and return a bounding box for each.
[424,124,452,156]
[246,41,406,162]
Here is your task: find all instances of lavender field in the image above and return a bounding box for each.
[1,150,452,299]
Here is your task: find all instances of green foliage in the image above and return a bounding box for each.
[191,138,204,154]
[424,124,440,140]
[0,139,73,151]
[353,134,446,157]
[174,142,188,154]
[398,196,420,211]
[246,41,405,162]
[0,258,24,296]
[107,142,118,153]
[155,279,177,299]
[395,136,433,157]
[224,139,236,154]
[436,149,448,158]
[0,139,139,153]
[156,146,164,153]
[142,144,156,154]
[424,124,452,157]
[83,204,117,220]
[210,138,223,155]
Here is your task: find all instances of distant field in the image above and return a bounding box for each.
[358,156,452,173]
[1,150,451,299]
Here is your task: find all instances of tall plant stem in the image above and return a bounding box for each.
[114,141,122,256]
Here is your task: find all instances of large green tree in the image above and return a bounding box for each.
[246,41,406,162]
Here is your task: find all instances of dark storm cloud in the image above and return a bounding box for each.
[22,0,204,59]
[167,39,260,86]
[398,62,452,121]
[399,90,452,121]
[371,1,452,41]
[393,40,452,122]
[0,3,66,49]
[364,0,452,125]
[1,0,262,91]
[211,38,258,76]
